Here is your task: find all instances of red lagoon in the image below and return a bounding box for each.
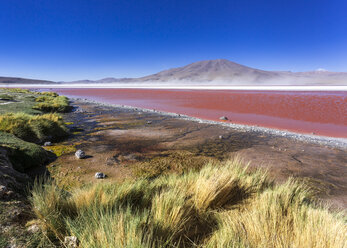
[54,88,347,138]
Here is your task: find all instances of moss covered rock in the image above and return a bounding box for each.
[0,132,55,172]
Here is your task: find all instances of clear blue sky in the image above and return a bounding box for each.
[0,0,346,81]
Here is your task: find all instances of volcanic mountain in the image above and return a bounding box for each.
[137,59,277,83]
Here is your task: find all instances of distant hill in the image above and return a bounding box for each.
[0,76,55,85]
[1,59,347,85]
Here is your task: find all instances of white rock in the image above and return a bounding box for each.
[27,224,40,233]
[64,236,78,248]
[95,172,106,179]
[75,150,85,159]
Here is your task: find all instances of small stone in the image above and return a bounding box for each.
[43,141,52,146]
[95,172,106,179]
[219,116,228,121]
[75,150,86,159]
[27,224,40,233]
[64,236,79,248]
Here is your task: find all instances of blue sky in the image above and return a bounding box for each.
[0,0,346,81]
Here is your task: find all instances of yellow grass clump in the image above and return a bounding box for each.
[0,112,69,143]
[30,158,347,248]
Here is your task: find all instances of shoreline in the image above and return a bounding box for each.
[2,84,347,91]
[71,97,347,149]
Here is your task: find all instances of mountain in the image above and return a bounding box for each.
[137,59,277,83]
[1,59,347,85]
[0,76,55,85]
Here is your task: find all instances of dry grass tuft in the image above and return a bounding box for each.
[30,158,347,247]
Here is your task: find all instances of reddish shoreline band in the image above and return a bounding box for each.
[51,88,347,138]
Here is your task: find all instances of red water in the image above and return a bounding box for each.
[54,88,347,138]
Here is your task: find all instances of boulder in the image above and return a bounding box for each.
[219,116,228,120]
[75,150,85,159]
[95,172,106,179]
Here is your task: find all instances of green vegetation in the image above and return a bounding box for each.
[33,95,72,113]
[0,88,71,114]
[0,88,71,171]
[0,113,69,143]
[43,144,76,157]
[0,132,53,172]
[0,89,40,115]
[0,94,14,101]
[30,159,346,247]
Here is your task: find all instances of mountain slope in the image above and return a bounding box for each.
[0,76,55,84]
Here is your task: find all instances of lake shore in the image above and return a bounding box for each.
[73,97,347,149]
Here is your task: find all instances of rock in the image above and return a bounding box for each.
[64,236,79,248]
[146,121,152,124]
[75,150,86,159]
[27,224,40,233]
[219,116,228,120]
[0,185,7,198]
[43,141,52,146]
[95,172,106,179]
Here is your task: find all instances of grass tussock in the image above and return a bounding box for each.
[30,158,347,247]
[133,151,214,178]
[33,95,72,113]
[0,112,69,143]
